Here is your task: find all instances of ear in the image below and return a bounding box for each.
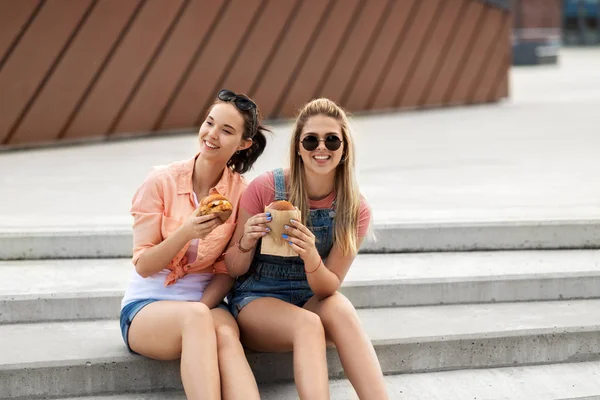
[238,138,253,151]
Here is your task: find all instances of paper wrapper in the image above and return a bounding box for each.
[260,207,302,257]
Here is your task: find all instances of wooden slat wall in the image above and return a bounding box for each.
[0,0,511,147]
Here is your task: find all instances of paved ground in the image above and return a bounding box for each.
[1,48,599,229]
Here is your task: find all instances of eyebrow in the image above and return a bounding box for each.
[208,116,237,132]
[303,131,341,137]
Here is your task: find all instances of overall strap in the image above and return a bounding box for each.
[273,168,287,201]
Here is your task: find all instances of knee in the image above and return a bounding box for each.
[216,323,240,349]
[182,302,213,329]
[294,310,325,341]
[318,292,359,329]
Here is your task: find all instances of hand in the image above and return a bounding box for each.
[282,219,319,262]
[181,210,221,240]
[239,212,271,250]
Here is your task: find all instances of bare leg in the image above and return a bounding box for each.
[128,301,220,400]
[304,293,388,400]
[211,308,260,400]
[237,297,330,400]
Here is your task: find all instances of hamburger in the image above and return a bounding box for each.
[198,194,233,222]
[266,200,295,211]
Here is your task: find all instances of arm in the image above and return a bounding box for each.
[199,273,235,309]
[223,208,270,277]
[286,218,365,299]
[302,237,365,299]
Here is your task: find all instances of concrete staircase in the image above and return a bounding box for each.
[2,222,600,399]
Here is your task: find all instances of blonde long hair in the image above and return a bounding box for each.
[288,98,362,255]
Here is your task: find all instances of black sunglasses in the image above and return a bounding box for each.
[301,135,343,152]
[217,89,257,135]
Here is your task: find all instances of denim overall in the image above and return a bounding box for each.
[228,168,335,318]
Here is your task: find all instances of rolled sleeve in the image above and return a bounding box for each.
[212,259,229,275]
[131,169,165,265]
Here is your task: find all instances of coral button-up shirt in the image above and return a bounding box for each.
[130,155,246,286]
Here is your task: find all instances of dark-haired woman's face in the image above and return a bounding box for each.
[198,103,251,164]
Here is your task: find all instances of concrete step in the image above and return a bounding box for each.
[54,361,600,400]
[2,250,600,323]
[2,219,600,260]
[2,300,600,399]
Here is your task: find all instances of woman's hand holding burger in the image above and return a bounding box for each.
[239,212,271,251]
[282,219,319,265]
[181,194,232,240]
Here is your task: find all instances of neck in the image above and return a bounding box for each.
[303,168,335,200]
[193,156,224,196]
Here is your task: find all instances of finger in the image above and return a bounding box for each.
[283,234,307,250]
[284,224,311,242]
[289,219,313,237]
[287,240,305,255]
[246,231,268,240]
[195,213,218,224]
[249,214,271,226]
[246,225,270,234]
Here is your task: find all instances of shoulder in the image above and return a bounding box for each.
[359,195,371,214]
[247,170,275,191]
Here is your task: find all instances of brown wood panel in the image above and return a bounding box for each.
[469,12,510,103]
[343,0,416,112]
[397,0,461,108]
[317,0,389,104]
[194,0,269,124]
[250,0,330,119]
[422,0,485,107]
[210,0,299,111]
[276,0,361,118]
[489,53,510,101]
[61,0,184,140]
[447,6,503,105]
[0,0,40,68]
[418,0,469,106]
[369,0,441,111]
[0,0,91,143]
[8,1,141,145]
[158,0,263,130]
[113,0,223,135]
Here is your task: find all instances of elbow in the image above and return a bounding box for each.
[313,282,341,300]
[134,256,152,278]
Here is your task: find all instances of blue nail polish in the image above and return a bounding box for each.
[290,219,296,224]
[266,227,271,232]
[266,217,272,221]
[282,234,289,239]
[289,241,293,245]
[284,225,290,230]
[266,212,271,217]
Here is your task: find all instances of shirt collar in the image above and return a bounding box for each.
[177,153,231,196]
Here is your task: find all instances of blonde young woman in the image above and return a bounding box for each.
[224,98,388,399]
[120,90,267,400]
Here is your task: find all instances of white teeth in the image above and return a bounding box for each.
[314,155,329,160]
[205,141,218,149]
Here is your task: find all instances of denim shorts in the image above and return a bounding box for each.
[228,262,314,319]
[119,299,230,353]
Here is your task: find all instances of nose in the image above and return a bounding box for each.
[207,126,219,140]
[316,139,327,151]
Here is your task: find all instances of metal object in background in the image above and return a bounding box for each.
[512,0,561,65]
[563,0,600,46]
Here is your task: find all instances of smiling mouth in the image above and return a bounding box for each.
[204,140,219,150]
[313,155,330,161]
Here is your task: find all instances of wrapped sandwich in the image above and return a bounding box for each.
[261,200,301,257]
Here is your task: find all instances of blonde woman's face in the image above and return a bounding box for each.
[298,115,344,177]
